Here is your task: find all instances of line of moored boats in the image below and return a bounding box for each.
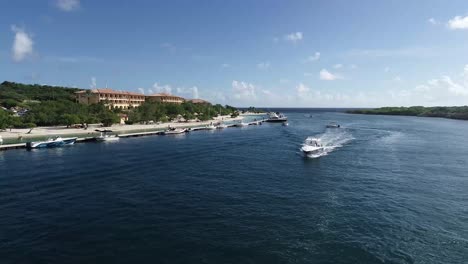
[22,113,289,149]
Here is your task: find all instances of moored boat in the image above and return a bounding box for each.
[233,121,248,127]
[205,124,216,130]
[26,136,77,149]
[266,112,287,122]
[163,128,187,135]
[95,133,119,142]
[216,123,227,129]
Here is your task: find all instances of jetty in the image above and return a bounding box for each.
[0,118,268,152]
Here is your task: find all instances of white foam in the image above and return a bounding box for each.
[303,129,353,158]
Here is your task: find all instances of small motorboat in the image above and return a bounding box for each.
[233,122,248,127]
[163,128,187,135]
[326,122,340,128]
[26,136,77,149]
[216,123,227,129]
[205,124,216,130]
[95,132,119,142]
[266,112,288,122]
[301,137,324,155]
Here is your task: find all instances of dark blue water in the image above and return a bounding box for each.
[1,110,467,264]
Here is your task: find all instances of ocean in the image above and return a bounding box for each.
[1,109,467,263]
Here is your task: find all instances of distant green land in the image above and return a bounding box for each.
[347,106,468,120]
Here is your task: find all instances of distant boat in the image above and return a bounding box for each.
[95,132,119,142]
[26,136,77,149]
[205,124,216,130]
[163,128,187,135]
[216,123,227,129]
[0,135,3,145]
[233,121,248,127]
[326,122,340,128]
[301,137,324,155]
[266,112,288,122]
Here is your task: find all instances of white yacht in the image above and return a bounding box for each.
[163,128,187,135]
[205,124,216,130]
[301,137,324,155]
[26,136,77,149]
[233,121,248,127]
[96,132,119,142]
[266,112,288,122]
[216,123,227,129]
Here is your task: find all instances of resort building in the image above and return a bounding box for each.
[75,89,145,109]
[145,93,185,104]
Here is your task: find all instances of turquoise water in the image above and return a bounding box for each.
[0,109,467,263]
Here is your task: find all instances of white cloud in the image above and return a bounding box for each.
[11,25,34,62]
[137,88,145,94]
[221,63,230,68]
[350,64,357,69]
[90,77,97,88]
[232,80,256,101]
[284,32,303,43]
[152,82,172,94]
[55,0,80,12]
[257,62,270,70]
[385,67,390,72]
[177,86,199,99]
[307,52,320,62]
[393,76,402,82]
[319,69,340,81]
[297,83,310,95]
[334,64,343,69]
[428,18,439,25]
[447,15,468,29]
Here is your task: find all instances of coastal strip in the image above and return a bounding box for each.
[0,117,268,151]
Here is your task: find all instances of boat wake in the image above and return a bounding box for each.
[302,129,353,158]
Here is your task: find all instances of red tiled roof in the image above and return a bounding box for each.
[75,89,144,96]
[146,93,185,100]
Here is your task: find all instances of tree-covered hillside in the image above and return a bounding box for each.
[0,81,237,129]
[348,106,468,120]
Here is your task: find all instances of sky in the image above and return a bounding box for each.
[1,0,468,107]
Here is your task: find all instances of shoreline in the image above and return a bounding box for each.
[0,115,246,143]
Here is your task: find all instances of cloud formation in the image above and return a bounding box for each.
[319,69,340,81]
[428,18,439,25]
[232,80,256,101]
[447,15,468,29]
[90,77,97,88]
[284,32,303,43]
[257,62,270,70]
[307,52,320,62]
[11,25,34,62]
[55,0,80,11]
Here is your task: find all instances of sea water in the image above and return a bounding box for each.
[0,109,467,263]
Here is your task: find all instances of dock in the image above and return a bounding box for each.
[0,119,269,151]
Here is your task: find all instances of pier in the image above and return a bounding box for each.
[0,119,268,152]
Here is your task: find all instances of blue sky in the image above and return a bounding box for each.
[1,0,468,107]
